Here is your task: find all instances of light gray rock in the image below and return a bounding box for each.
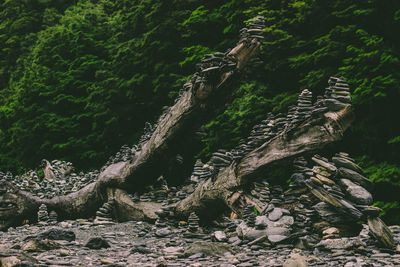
[236,221,268,241]
[339,167,373,190]
[332,157,363,173]
[268,208,283,221]
[214,231,227,242]
[155,228,172,237]
[340,179,373,205]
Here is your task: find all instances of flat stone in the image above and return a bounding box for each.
[311,157,337,173]
[313,202,351,224]
[100,258,114,265]
[313,166,332,177]
[368,217,394,248]
[340,179,373,205]
[332,157,363,174]
[339,167,373,190]
[315,174,336,186]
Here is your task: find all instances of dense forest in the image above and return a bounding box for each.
[0,0,399,222]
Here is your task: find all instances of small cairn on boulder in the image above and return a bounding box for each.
[243,204,256,228]
[48,210,58,224]
[37,204,49,225]
[94,199,115,225]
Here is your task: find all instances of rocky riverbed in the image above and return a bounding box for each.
[1,219,400,267]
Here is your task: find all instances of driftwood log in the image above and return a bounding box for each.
[175,106,355,219]
[0,37,262,231]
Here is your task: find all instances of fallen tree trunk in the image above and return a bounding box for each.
[175,106,355,219]
[0,37,262,230]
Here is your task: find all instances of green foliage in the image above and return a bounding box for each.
[362,161,400,186]
[253,206,258,216]
[372,201,400,225]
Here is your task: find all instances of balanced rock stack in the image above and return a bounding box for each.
[209,149,233,173]
[199,52,224,82]
[190,160,205,183]
[252,181,271,204]
[94,199,115,225]
[238,17,265,44]
[37,204,49,224]
[48,210,58,224]
[243,204,256,228]
[187,212,200,233]
[247,120,270,148]
[312,95,329,115]
[286,152,394,248]
[291,89,313,125]
[4,159,100,200]
[324,76,352,111]
[237,201,295,245]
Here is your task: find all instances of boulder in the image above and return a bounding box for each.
[21,239,60,252]
[85,237,110,249]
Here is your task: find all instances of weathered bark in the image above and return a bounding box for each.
[0,38,261,230]
[175,106,355,219]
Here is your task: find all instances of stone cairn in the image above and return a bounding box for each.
[230,152,395,250]
[324,76,351,111]
[48,210,58,224]
[238,17,265,67]
[286,153,394,248]
[37,204,49,224]
[187,212,200,233]
[0,160,99,199]
[291,89,313,126]
[239,17,265,43]
[243,204,256,227]
[94,199,115,225]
